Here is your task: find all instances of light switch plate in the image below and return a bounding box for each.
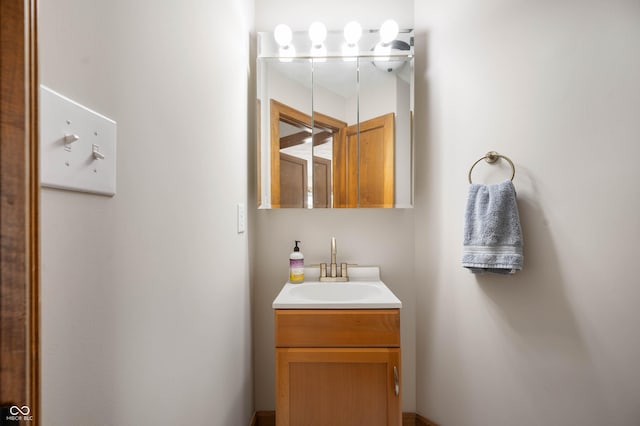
[237,203,246,233]
[40,85,117,196]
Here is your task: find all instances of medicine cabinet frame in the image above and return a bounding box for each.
[257,27,414,209]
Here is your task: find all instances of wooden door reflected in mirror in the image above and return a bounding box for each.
[269,99,394,208]
[270,100,347,208]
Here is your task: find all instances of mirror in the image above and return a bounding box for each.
[257,28,414,208]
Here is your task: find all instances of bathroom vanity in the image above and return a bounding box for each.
[272,267,402,426]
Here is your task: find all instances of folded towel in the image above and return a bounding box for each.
[462,180,523,274]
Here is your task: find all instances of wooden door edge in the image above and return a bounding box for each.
[0,0,40,424]
[28,0,41,422]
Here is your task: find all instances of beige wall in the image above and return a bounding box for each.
[39,0,254,424]
[414,0,640,425]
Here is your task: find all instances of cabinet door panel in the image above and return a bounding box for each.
[276,348,401,426]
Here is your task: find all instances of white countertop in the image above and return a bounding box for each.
[272,266,402,309]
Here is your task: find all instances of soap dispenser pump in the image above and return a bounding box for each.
[289,240,304,283]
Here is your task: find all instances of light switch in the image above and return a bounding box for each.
[237,203,246,234]
[40,85,117,196]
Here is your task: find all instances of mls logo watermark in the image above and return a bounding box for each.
[5,405,33,422]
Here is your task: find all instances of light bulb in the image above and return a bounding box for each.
[274,24,292,47]
[343,21,362,45]
[308,22,327,45]
[379,19,399,44]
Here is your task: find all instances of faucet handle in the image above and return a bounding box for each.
[340,263,349,279]
[320,263,327,278]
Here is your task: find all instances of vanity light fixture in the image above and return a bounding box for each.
[310,44,328,60]
[374,19,399,63]
[379,19,399,45]
[373,39,411,72]
[274,24,295,62]
[271,19,405,61]
[344,21,362,45]
[342,21,362,60]
[374,42,391,62]
[308,22,328,60]
[274,24,293,47]
[308,22,327,45]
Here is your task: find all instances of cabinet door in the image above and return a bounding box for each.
[276,348,401,426]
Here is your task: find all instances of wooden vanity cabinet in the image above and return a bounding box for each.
[275,309,401,426]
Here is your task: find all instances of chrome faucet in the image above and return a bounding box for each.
[320,237,348,282]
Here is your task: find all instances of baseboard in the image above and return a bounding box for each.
[252,411,275,426]
[417,413,440,426]
[403,412,418,426]
[404,412,440,426]
[252,411,438,426]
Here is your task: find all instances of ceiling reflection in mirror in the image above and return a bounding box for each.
[257,27,414,208]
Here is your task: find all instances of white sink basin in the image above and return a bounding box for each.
[288,282,382,301]
[272,267,402,309]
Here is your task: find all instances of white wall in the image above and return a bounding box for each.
[414,0,640,425]
[39,0,254,425]
[254,0,414,32]
[252,0,417,412]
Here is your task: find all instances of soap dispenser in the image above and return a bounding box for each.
[289,240,304,283]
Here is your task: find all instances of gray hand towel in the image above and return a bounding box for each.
[462,180,523,274]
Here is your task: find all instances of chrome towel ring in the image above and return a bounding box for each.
[468,151,515,184]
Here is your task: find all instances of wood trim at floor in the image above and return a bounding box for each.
[418,413,440,426]
[252,411,275,426]
[406,412,441,426]
[252,411,438,426]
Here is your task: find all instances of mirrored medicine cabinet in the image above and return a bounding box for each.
[257,26,414,208]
